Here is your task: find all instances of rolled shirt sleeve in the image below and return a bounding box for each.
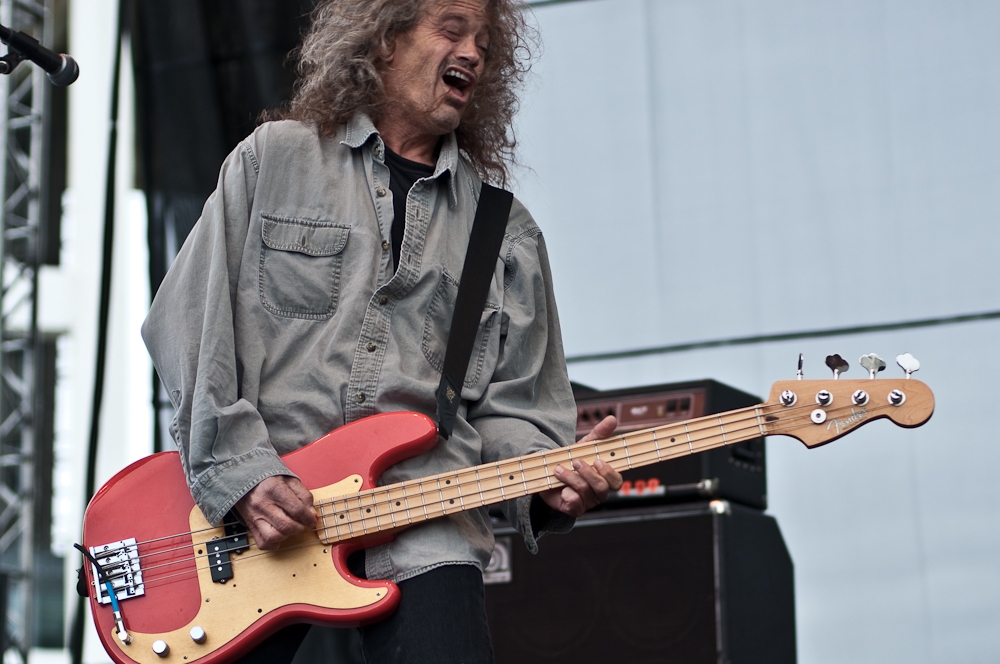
[141,138,296,526]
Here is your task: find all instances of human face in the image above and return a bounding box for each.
[379,0,490,148]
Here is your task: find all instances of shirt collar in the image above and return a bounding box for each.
[343,113,460,208]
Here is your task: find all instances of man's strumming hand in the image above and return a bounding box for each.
[236,476,317,551]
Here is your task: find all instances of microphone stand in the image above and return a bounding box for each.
[0,23,30,75]
[0,21,79,85]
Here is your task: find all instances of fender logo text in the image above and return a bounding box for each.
[827,408,868,435]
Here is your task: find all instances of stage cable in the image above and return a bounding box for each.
[69,0,125,662]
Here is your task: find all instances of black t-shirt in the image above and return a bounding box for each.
[385,148,435,270]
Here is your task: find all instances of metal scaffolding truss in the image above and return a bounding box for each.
[0,0,49,656]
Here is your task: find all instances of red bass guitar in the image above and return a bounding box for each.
[82,374,933,664]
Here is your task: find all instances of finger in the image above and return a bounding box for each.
[572,460,612,504]
[247,516,285,551]
[282,478,318,527]
[593,458,624,492]
[540,485,585,517]
[554,462,602,510]
[578,415,618,443]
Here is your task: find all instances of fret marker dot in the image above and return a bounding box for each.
[396,501,400,506]
[509,475,514,480]
[610,452,615,457]
[670,438,675,442]
[366,508,371,513]
[339,515,345,519]
[446,480,451,484]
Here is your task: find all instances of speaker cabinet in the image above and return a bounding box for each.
[484,503,795,664]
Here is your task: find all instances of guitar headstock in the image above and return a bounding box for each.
[760,355,934,447]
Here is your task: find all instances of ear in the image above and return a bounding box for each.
[378,34,396,65]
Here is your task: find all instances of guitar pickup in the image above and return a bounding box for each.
[205,523,249,584]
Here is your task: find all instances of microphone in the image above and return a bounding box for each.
[0,25,79,86]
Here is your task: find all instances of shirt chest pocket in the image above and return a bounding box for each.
[258,214,351,320]
[421,269,500,392]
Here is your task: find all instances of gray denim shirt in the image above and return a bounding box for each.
[141,115,577,582]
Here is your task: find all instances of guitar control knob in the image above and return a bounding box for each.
[780,390,797,407]
[152,640,170,657]
[190,626,207,644]
[852,390,869,406]
[810,409,827,424]
[816,390,833,406]
[888,389,906,406]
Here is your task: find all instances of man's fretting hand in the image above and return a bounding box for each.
[236,476,317,551]
[540,415,623,517]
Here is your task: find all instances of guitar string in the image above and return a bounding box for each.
[121,399,797,558]
[310,399,899,539]
[124,403,796,579]
[127,393,903,589]
[118,396,891,570]
[116,396,897,581]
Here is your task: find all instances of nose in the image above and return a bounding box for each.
[455,34,482,70]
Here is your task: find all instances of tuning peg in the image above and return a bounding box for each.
[896,353,920,378]
[825,354,849,379]
[796,353,804,380]
[859,353,886,379]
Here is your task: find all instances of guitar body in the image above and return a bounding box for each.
[82,411,440,664]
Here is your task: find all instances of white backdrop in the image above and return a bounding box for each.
[516,0,1000,662]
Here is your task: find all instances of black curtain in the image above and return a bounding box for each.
[132,0,315,294]
[131,0,314,450]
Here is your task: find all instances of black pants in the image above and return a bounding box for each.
[235,564,495,664]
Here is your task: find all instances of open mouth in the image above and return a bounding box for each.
[442,67,474,96]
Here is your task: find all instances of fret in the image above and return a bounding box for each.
[684,422,693,453]
[495,464,507,501]
[400,483,413,524]
[331,498,348,540]
[329,498,344,539]
[440,475,458,515]
[473,466,486,509]
[718,415,729,446]
[418,480,430,521]
[516,458,529,496]
[652,429,662,462]
[435,476,446,517]
[619,434,631,469]
[753,405,766,437]
[356,493,372,535]
[455,472,466,510]
[344,496,358,538]
[385,488,398,529]
[368,491,382,531]
[544,452,557,490]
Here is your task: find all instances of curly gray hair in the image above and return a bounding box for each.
[273,0,536,187]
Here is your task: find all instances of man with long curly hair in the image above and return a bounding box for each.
[143,0,621,661]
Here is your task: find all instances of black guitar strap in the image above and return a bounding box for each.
[435,183,513,439]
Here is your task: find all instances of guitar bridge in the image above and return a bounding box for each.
[89,538,144,604]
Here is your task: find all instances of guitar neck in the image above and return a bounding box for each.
[314,404,767,544]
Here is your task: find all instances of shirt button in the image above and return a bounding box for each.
[374,145,383,158]
[376,187,387,197]
[382,240,390,251]
[355,393,366,404]
[366,342,377,352]
[379,295,389,305]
